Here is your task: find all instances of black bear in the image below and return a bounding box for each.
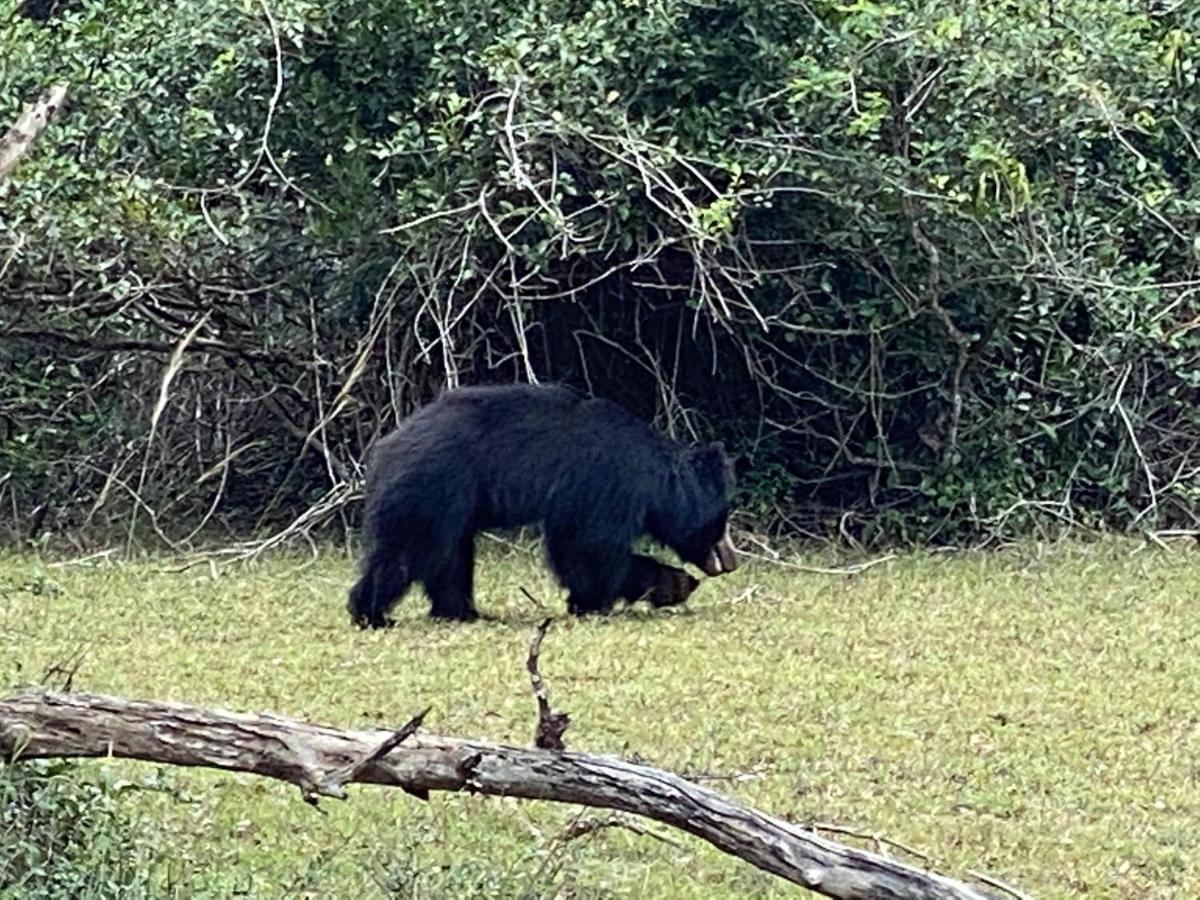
[348,383,737,627]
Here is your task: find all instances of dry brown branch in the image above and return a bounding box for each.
[527,617,569,751]
[315,705,431,802]
[0,83,68,181]
[809,820,932,863]
[967,870,1035,900]
[0,688,1002,900]
[528,808,684,889]
[518,585,550,612]
[557,811,682,849]
[738,532,898,577]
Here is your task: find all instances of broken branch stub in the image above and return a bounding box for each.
[526,616,569,750]
[314,705,431,802]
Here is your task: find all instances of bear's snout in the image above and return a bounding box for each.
[701,531,738,576]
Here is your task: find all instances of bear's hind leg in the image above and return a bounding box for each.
[546,537,628,616]
[424,531,479,621]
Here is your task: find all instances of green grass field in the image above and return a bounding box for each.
[2,540,1198,898]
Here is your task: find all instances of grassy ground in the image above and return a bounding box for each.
[1,539,1197,898]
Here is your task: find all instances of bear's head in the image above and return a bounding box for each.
[657,443,739,577]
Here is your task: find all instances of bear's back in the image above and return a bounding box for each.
[426,383,657,444]
[375,383,674,486]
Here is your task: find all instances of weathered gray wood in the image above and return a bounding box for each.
[0,83,69,181]
[0,689,997,899]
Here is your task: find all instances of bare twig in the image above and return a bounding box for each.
[557,812,683,849]
[527,617,569,751]
[967,870,1035,900]
[738,532,898,577]
[127,312,213,552]
[38,647,89,693]
[808,820,931,863]
[317,705,432,800]
[518,586,550,612]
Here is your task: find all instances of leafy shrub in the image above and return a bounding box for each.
[1,0,1196,544]
[0,761,153,898]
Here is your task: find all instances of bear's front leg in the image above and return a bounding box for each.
[549,544,627,616]
[424,533,480,621]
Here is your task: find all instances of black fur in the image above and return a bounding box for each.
[348,384,734,627]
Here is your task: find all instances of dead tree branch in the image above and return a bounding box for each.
[0,688,1002,900]
[0,83,69,181]
[314,705,431,802]
[527,616,570,750]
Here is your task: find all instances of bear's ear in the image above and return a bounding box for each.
[692,442,733,489]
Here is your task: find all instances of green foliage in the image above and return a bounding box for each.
[0,761,154,898]
[1,0,1197,544]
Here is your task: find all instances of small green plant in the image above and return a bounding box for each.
[0,761,152,899]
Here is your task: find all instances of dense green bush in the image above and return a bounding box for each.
[0,761,152,898]
[1,0,1197,545]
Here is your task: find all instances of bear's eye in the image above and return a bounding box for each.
[689,515,726,553]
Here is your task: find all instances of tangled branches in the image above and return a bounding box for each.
[1,0,1197,549]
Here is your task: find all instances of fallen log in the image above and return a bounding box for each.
[0,687,1003,899]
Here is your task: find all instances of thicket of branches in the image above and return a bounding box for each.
[1,0,1197,549]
